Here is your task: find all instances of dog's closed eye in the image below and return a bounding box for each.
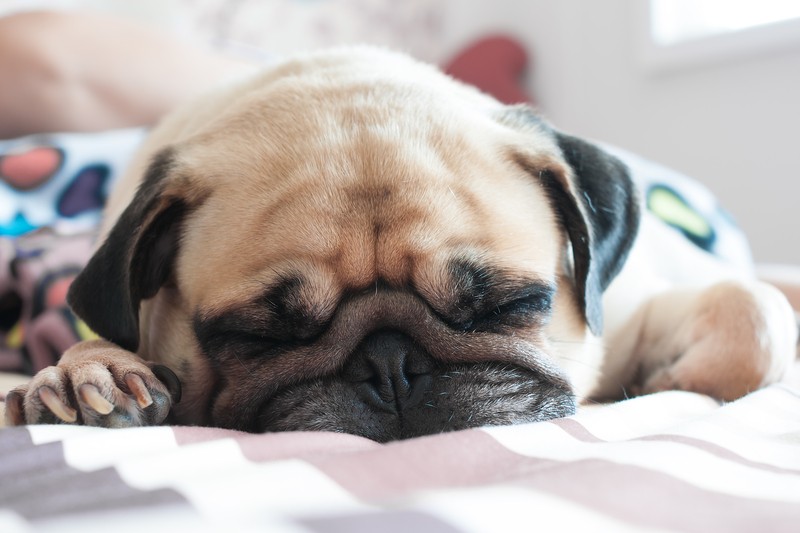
[433,260,555,333]
[193,312,295,362]
[193,276,337,360]
[469,282,555,332]
[256,276,334,342]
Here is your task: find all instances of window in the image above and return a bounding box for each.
[651,0,800,45]
[639,0,800,71]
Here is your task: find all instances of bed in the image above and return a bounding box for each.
[2,5,800,531]
[2,386,799,532]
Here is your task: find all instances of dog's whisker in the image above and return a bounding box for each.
[550,337,606,348]
[233,352,251,375]
[574,396,607,408]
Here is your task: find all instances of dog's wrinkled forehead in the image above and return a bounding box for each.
[172,92,570,312]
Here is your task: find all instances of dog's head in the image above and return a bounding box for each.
[68,48,638,441]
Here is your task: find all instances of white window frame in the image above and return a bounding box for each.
[635,1,800,73]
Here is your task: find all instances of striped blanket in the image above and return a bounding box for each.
[2,385,798,532]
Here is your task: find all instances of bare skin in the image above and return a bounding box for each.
[0,10,255,139]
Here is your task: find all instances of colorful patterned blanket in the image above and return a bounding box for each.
[1,386,799,532]
[0,130,143,374]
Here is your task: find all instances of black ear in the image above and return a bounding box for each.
[67,149,190,352]
[543,132,640,334]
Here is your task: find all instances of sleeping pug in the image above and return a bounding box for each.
[5,47,797,441]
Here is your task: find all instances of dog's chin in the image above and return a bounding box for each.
[256,362,576,443]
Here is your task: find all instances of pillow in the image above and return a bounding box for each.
[444,35,534,105]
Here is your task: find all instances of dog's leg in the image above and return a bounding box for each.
[597,281,797,401]
[4,339,180,427]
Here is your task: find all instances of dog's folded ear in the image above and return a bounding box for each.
[547,132,640,334]
[67,148,196,352]
[500,107,640,335]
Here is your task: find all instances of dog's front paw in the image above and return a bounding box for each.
[638,281,797,401]
[4,340,181,427]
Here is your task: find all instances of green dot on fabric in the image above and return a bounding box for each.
[648,186,712,239]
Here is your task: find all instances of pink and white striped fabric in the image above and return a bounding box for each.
[2,385,799,532]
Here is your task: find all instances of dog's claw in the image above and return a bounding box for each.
[78,384,115,415]
[10,341,177,427]
[125,374,153,408]
[4,389,25,426]
[39,386,77,423]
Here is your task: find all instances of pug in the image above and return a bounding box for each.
[5,47,797,441]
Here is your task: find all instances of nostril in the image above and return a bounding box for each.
[364,358,411,404]
[343,329,435,410]
[405,374,432,408]
[354,381,396,413]
[353,373,430,413]
[368,371,396,403]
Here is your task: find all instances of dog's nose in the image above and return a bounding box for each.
[343,330,434,412]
